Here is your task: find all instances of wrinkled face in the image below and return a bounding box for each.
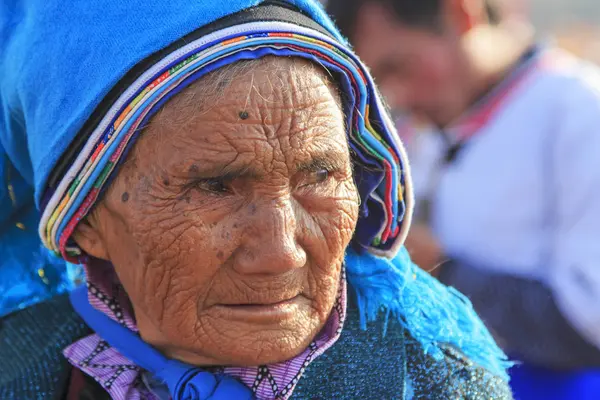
[353,2,469,127]
[76,57,359,366]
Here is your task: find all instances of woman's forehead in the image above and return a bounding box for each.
[165,57,339,114]
[133,57,348,173]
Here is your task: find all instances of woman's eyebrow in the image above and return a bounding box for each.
[186,163,260,181]
[183,150,348,181]
[296,151,348,173]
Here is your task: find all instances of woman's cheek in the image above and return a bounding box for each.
[130,207,213,317]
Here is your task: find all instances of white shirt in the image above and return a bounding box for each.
[421,48,600,349]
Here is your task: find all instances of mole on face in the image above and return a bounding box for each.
[238,110,249,120]
[162,175,170,186]
[189,164,199,176]
[121,192,130,203]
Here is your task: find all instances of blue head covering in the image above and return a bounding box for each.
[0,0,342,317]
[0,0,342,206]
[0,1,511,394]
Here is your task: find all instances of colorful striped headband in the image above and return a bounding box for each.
[39,20,414,262]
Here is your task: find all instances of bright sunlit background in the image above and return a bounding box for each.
[525,0,600,63]
[321,0,600,63]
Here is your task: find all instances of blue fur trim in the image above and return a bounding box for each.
[346,246,513,380]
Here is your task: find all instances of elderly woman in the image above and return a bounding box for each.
[0,1,513,399]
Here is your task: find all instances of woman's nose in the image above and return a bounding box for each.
[234,199,307,275]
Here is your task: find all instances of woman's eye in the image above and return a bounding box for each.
[299,169,331,188]
[195,179,231,195]
[314,169,329,183]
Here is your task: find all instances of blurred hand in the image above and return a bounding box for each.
[404,224,444,276]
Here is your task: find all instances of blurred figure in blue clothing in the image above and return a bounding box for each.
[0,158,81,317]
[327,0,600,398]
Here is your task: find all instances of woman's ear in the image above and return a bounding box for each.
[72,219,110,261]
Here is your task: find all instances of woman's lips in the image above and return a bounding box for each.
[213,295,308,324]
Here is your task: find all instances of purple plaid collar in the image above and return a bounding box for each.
[64,261,347,399]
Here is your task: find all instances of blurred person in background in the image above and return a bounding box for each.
[327,0,600,398]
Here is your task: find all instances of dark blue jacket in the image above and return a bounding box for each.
[0,293,512,399]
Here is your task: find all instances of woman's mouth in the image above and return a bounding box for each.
[213,295,309,324]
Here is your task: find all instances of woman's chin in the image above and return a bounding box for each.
[170,306,325,367]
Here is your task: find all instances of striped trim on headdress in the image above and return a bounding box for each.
[38,21,413,263]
